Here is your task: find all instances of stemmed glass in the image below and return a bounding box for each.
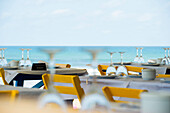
[138,48,144,63]
[161,48,169,65]
[2,48,8,66]
[38,48,67,111]
[167,48,170,64]
[0,48,3,67]
[81,49,111,113]
[106,52,116,76]
[19,48,25,67]
[116,52,128,77]
[134,47,139,63]
[25,49,32,67]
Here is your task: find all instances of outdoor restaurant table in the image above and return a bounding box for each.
[0,85,45,100]
[0,85,81,101]
[4,68,88,88]
[0,89,140,113]
[79,76,170,102]
[1,77,170,110]
[101,63,170,74]
[0,86,140,113]
[130,63,170,74]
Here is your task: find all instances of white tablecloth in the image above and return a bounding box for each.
[79,76,170,102]
[4,68,88,84]
[101,63,169,74]
[80,77,170,92]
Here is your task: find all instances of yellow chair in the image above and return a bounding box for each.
[0,90,19,102]
[42,74,85,102]
[98,65,144,76]
[55,64,71,68]
[102,86,147,103]
[0,68,9,85]
[156,74,170,78]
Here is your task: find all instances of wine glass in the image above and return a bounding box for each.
[2,48,8,66]
[25,49,32,67]
[81,48,111,113]
[167,48,170,64]
[116,52,128,77]
[19,48,25,67]
[161,48,169,65]
[0,48,3,67]
[38,48,67,111]
[134,47,139,63]
[106,52,116,76]
[138,48,144,63]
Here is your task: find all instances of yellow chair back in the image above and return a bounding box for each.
[102,86,147,103]
[0,90,19,102]
[0,68,9,85]
[98,65,144,76]
[42,74,85,102]
[55,64,71,68]
[156,74,170,78]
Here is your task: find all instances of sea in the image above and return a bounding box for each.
[0,46,169,68]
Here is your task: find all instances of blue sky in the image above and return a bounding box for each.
[0,0,170,46]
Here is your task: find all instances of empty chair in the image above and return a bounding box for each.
[102,86,147,103]
[156,74,170,78]
[55,64,71,68]
[42,74,84,102]
[0,90,19,102]
[98,65,144,76]
[0,68,9,85]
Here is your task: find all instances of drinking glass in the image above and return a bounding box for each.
[2,48,8,66]
[167,48,170,64]
[0,48,3,67]
[116,52,128,77]
[38,48,67,111]
[19,48,25,67]
[161,48,169,65]
[25,49,32,67]
[138,48,144,63]
[134,47,139,63]
[106,52,116,76]
[81,49,111,113]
